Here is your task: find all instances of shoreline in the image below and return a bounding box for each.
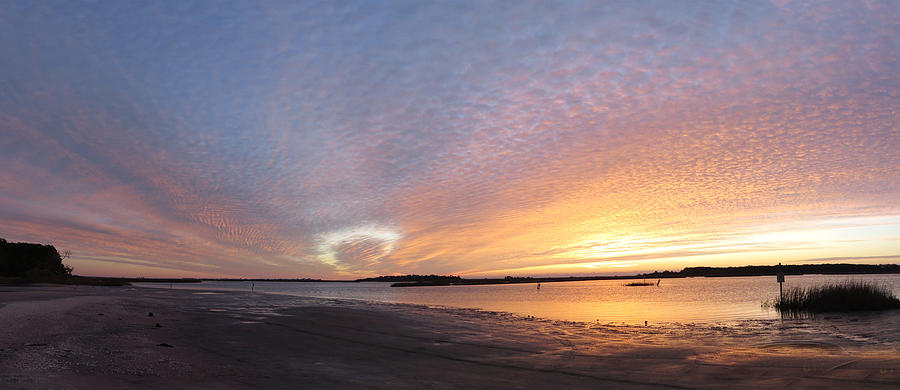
[1,284,898,388]
[11,263,896,288]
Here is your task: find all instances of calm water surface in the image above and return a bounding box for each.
[138,274,900,325]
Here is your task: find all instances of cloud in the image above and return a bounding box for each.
[0,0,898,277]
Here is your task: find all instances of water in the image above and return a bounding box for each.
[136,274,900,325]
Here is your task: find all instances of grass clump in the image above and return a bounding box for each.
[775,281,900,313]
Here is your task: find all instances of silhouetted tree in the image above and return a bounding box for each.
[0,238,73,278]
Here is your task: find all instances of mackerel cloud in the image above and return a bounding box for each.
[1,1,898,277]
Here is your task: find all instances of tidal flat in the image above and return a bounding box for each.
[1,285,898,389]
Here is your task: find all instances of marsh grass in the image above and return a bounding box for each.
[775,281,900,314]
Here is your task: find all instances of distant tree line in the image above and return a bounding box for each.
[640,264,900,278]
[356,274,463,283]
[0,238,72,278]
[504,276,536,281]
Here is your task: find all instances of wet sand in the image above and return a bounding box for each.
[1,285,898,389]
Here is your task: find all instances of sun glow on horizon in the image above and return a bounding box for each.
[459,215,900,278]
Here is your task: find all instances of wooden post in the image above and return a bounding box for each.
[779,279,783,301]
[776,262,785,303]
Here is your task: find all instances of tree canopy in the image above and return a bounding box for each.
[0,238,72,278]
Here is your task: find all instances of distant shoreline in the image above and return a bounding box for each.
[389,263,900,287]
[15,263,895,288]
[386,271,900,288]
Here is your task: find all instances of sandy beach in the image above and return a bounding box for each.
[1,285,898,389]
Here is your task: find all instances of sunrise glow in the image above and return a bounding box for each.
[1,1,898,278]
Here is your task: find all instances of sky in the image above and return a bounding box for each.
[1,0,898,279]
